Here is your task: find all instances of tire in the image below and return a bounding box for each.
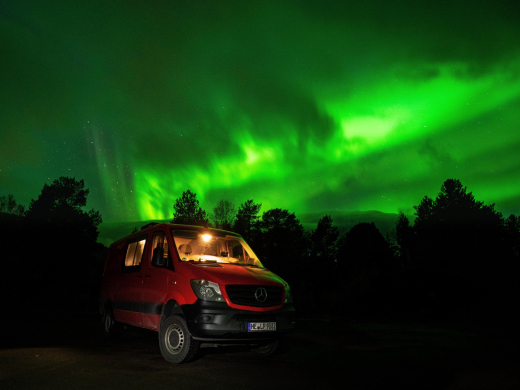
[250,337,283,357]
[103,305,120,339]
[159,315,199,364]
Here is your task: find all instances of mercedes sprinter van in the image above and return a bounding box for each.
[99,223,295,363]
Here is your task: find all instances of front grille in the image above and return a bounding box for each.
[225,285,283,307]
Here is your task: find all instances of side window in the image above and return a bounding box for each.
[123,237,146,272]
[228,240,242,258]
[151,231,172,267]
[125,242,138,266]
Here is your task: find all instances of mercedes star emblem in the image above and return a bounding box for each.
[255,287,268,303]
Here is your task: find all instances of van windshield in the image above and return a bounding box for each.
[171,230,264,268]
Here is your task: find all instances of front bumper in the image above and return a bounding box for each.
[181,300,296,342]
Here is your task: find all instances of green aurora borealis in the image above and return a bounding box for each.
[1,0,520,223]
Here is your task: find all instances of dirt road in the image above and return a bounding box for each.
[1,313,518,389]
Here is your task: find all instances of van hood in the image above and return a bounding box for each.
[188,264,286,287]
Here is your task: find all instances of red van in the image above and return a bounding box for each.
[99,223,295,363]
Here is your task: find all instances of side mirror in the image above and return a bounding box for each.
[152,247,165,267]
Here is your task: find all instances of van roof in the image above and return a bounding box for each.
[109,223,242,247]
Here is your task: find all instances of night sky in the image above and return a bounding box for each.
[2,0,520,224]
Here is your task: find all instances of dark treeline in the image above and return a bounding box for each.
[388,179,520,322]
[2,178,519,323]
[174,180,520,323]
[1,178,106,312]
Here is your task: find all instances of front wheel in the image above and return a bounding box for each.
[159,315,199,364]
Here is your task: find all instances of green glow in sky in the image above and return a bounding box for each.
[1,1,520,223]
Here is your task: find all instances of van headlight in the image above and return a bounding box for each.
[190,280,225,302]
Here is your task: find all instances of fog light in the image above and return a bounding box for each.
[197,314,214,323]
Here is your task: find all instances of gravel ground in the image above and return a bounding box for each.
[1,313,519,390]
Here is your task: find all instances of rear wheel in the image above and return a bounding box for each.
[159,315,199,364]
[103,305,120,339]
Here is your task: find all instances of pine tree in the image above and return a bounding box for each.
[212,199,235,230]
[233,199,262,244]
[171,190,209,227]
[413,179,503,271]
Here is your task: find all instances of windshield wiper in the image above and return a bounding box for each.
[188,259,217,263]
[226,263,263,268]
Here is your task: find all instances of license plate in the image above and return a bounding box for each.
[248,322,276,332]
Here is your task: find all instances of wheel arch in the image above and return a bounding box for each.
[100,298,111,318]
[160,300,184,332]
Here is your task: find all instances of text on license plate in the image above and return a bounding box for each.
[248,322,276,332]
